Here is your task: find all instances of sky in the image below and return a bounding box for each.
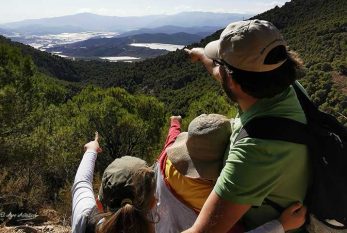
[0,0,290,24]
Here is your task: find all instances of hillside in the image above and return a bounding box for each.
[71,3,347,124]
[257,0,347,122]
[197,0,347,122]
[0,42,169,223]
[0,36,234,224]
[0,0,346,124]
[76,0,347,123]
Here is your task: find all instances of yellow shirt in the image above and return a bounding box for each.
[165,158,214,212]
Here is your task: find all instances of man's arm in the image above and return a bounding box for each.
[183,191,251,233]
[182,191,307,233]
[184,48,222,81]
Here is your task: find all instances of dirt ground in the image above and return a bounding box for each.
[0,224,70,233]
[0,209,71,233]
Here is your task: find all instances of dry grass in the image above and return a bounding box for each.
[331,71,347,94]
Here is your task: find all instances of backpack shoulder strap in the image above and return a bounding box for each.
[293,82,347,139]
[235,116,311,145]
[292,82,318,113]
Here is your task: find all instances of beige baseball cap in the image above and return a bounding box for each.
[166,114,232,181]
[204,19,287,72]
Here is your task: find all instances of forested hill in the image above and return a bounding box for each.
[0,36,81,82]
[0,33,234,216]
[85,0,346,123]
[1,0,345,123]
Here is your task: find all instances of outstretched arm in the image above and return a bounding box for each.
[184,48,222,81]
[71,133,102,233]
[163,116,182,150]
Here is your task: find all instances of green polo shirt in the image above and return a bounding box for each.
[214,86,311,231]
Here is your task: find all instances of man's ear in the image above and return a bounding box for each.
[229,75,241,92]
[212,65,223,81]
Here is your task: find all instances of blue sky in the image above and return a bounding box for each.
[0,0,290,24]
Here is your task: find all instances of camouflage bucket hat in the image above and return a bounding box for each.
[98,156,148,210]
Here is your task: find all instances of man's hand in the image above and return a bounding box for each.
[279,202,307,231]
[184,48,222,82]
[184,48,205,63]
[84,131,102,153]
[170,115,182,123]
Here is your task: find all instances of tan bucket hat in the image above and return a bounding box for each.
[166,114,232,181]
[204,19,287,72]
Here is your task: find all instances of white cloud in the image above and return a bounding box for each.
[76,8,92,13]
[96,8,113,15]
[249,0,289,13]
[255,0,288,7]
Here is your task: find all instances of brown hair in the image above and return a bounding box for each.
[225,46,304,98]
[88,167,157,233]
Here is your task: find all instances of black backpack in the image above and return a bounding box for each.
[234,83,347,229]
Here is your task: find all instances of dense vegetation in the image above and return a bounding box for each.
[0,44,167,216]
[0,42,234,218]
[0,0,346,220]
[0,35,229,117]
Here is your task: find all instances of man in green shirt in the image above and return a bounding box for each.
[183,19,310,233]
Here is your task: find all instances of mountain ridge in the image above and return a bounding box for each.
[1,12,253,34]
[117,25,220,37]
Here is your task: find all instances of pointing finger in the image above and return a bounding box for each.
[95,131,99,141]
[184,48,191,54]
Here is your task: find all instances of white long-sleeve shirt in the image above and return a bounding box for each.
[71,150,98,233]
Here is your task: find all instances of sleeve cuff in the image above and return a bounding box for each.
[170,119,181,125]
[85,149,97,153]
[213,185,263,206]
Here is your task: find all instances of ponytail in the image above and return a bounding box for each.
[96,167,157,233]
[97,203,152,233]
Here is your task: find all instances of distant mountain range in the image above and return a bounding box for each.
[0,27,11,34]
[117,25,221,38]
[0,12,253,35]
[0,12,251,60]
[0,11,252,60]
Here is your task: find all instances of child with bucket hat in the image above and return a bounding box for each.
[71,115,306,233]
[155,114,306,233]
